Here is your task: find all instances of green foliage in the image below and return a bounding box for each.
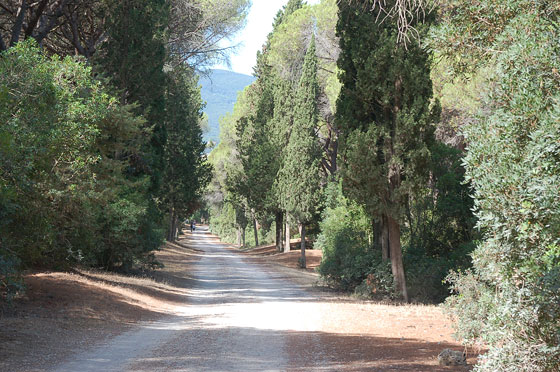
[435,2,560,371]
[403,242,474,303]
[316,141,476,302]
[162,65,212,239]
[90,0,172,252]
[335,0,437,301]
[276,36,323,224]
[207,87,254,245]
[209,201,238,243]
[235,82,280,219]
[336,0,437,220]
[316,182,372,290]
[0,41,158,277]
[268,0,340,109]
[96,0,168,189]
[0,0,252,301]
[317,181,398,298]
[207,0,335,248]
[403,141,477,301]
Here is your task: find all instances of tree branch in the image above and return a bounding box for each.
[34,0,67,43]
[0,3,15,15]
[9,0,27,46]
[0,33,7,50]
[24,0,48,38]
[66,7,86,55]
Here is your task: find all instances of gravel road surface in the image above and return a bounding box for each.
[51,228,326,371]
[48,227,468,372]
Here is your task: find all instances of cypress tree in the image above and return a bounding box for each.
[96,0,168,189]
[236,0,304,251]
[162,67,211,242]
[95,0,169,252]
[277,36,322,268]
[335,0,436,301]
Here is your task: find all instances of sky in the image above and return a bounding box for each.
[214,0,321,76]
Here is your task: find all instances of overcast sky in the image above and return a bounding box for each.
[214,0,321,75]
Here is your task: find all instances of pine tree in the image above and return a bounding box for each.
[277,36,322,268]
[335,0,436,301]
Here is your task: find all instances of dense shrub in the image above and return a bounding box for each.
[403,242,474,303]
[0,254,23,302]
[401,142,476,302]
[317,182,379,291]
[318,146,476,303]
[353,260,395,299]
[209,202,241,244]
[0,41,160,282]
[209,201,277,248]
[435,2,560,370]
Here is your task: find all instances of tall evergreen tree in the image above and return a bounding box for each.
[97,0,168,187]
[95,0,169,251]
[270,77,297,252]
[162,67,211,242]
[235,0,305,251]
[235,82,277,247]
[277,36,322,268]
[335,0,436,301]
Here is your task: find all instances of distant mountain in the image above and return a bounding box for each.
[199,69,255,146]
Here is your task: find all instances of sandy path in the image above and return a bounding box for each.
[48,227,471,372]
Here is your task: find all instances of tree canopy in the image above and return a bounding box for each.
[1,0,247,300]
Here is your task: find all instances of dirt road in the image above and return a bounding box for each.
[45,227,471,372]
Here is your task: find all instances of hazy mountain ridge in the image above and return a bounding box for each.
[199,69,255,145]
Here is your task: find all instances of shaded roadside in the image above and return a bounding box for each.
[0,233,201,372]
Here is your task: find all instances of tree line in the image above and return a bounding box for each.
[1,0,249,297]
[206,0,559,371]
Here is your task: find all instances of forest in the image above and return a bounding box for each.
[205,0,559,370]
[0,0,249,286]
[1,0,559,371]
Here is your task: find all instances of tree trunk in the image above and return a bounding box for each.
[284,215,291,252]
[373,219,381,250]
[275,212,283,252]
[24,0,49,39]
[381,214,390,260]
[300,223,306,269]
[405,197,414,243]
[236,227,242,247]
[387,215,408,302]
[10,0,27,47]
[167,206,175,242]
[253,218,259,247]
[241,227,246,247]
[34,0,68,44]
[173,215,179,241]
